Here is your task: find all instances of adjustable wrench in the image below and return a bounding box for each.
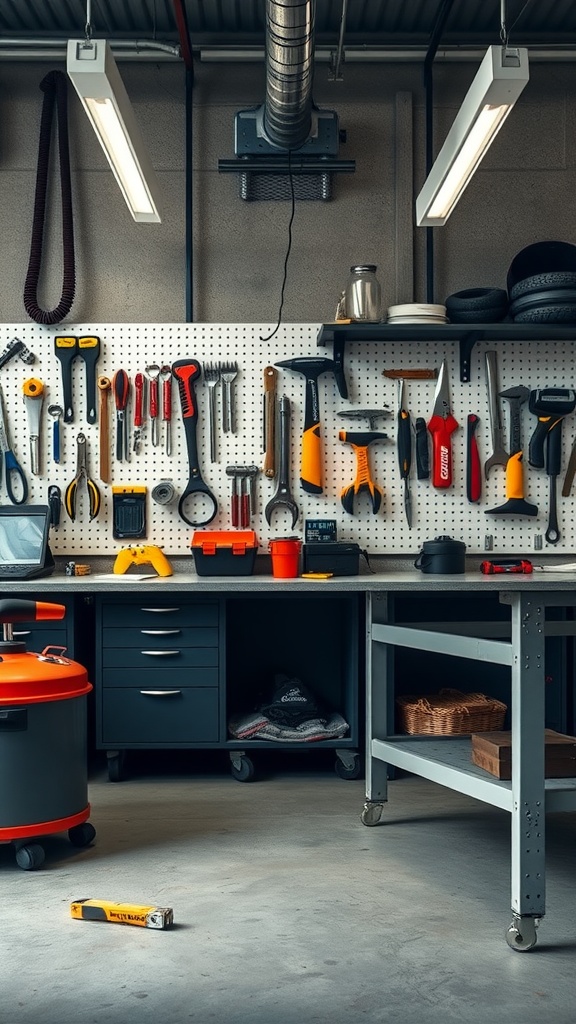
[265,396,299,528]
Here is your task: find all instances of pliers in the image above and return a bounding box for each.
[65,433,101,521]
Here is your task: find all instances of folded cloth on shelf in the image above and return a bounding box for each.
[228,710,349,743]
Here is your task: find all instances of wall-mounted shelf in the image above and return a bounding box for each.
[317,323,576,383]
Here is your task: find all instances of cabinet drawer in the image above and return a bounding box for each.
[101,687,219,743]
[102,646,218,669]
[103,626,219,648]
[102,665,218,687]
[101,602,218,628]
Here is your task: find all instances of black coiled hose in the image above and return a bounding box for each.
[23,70,76,325]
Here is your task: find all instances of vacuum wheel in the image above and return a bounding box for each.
[68,822,96,848]
[15,843,45,871]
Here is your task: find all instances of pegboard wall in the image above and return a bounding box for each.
[1,322,576,558]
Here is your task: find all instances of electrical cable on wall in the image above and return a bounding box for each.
[260,151,296,343]
[23,70,76,326]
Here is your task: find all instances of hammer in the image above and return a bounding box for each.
[275,356,342,494]
[338,408,390,430]
[485,384,537,518]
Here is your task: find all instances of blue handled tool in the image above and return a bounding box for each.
[0,382,28,504]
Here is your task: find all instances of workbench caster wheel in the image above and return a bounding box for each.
[68,822,96,848]
[15,843,45,871]
[107,750,126,782]
[506,916,539,952]
[334,753,362,780]
[361,801,385,826]
[230,754,255,783]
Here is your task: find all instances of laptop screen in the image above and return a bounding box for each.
[0,507,49,567]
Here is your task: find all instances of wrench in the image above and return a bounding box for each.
[172,359,218,527]
[265,396,299,528]
[484,350,509,479]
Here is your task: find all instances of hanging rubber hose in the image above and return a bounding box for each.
[23,70,76,325]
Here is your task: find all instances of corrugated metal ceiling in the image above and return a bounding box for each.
[0,1,574,48]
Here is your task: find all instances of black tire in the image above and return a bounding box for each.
[230,756,255,782]
[68,822,96,848]
[15,843,45,871]
[509,288,576,315]
[334,755,363,780]
[447,306,508,324]
[513,305,576,323]
[509,271,576,302]
[445,287,508,313]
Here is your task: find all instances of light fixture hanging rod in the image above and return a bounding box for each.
[197,45,576,63]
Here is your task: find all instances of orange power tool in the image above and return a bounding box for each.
[339,430,388,514]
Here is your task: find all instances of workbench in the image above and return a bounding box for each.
[5,566,576,950]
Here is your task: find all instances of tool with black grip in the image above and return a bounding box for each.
[113,369,130,462]
[528,388,576,468]
[396,380,412,526]
[339,431,388,514]
[486,385,537,517]
[65,433,100,522]
[172,359,218,527]
[275,356,344,494]
[414,417,429,480]
[78,335,100,423]
[466,414,482,503]
[54,335,100,424]
[544,418,564,545]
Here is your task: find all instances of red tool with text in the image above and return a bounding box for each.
[428,358,458,489]
[480,560,533,575]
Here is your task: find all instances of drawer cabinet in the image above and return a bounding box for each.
[95,596,223,779]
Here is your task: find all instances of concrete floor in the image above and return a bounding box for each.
[3,753,576,1024]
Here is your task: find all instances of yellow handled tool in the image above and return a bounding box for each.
[274,356,339,494]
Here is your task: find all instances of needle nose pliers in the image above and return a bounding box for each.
[65,433,101,521]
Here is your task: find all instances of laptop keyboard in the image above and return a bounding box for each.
[0,564,37,578]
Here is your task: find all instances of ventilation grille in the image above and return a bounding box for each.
[238,171,333,201]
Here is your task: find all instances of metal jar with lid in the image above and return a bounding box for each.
[345,265,382,322]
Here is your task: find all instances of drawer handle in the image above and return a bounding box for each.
[140,650,180,657]
[13,630,32,636]
[140,607,180,614]
[140,629,181,636]
[140,689,182,696]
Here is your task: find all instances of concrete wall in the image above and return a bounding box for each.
[0,57,574,325]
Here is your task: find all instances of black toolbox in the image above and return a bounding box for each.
[302,542,361,577]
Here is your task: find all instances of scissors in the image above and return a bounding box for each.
[0,382,28,504]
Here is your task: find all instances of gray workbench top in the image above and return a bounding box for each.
[6,567,576,594]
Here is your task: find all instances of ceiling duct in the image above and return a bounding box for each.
[218,0,354,201]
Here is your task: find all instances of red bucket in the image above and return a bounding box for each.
[269,538,302,579]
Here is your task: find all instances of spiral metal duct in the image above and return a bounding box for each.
[263,0,315,150]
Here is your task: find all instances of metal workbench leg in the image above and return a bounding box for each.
[505,591,546,951]
[362,592,392,826]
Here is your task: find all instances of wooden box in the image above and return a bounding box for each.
[471,729,576,780]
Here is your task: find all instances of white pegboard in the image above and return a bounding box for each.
[1,322,576,557]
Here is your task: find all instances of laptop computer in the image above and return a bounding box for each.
[0,505,55,581]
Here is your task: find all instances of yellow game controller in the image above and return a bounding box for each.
[113,545,173,577]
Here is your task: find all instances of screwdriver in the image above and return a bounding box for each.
[397,379,412,527]
[113,369,130,462]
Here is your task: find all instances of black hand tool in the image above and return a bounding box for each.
[113,369,130,462]
[466,414,482,503]
[172,359,218,527]
[528,388,576,468]
[544,418,563,544]
[54,335,100,423]
[338,408,390,431]
[414,417,429,480]
[65,433,100,522]
[275,356,344,494]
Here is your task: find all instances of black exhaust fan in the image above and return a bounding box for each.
[218,0,355,201]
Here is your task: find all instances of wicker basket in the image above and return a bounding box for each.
[396,688,507,736]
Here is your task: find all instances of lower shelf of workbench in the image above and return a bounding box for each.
[372,735,576,813]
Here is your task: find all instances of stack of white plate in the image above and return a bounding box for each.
[386,303,448,324]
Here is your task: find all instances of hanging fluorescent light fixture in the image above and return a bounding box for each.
[67,39,161,223]
[416,45,529,227]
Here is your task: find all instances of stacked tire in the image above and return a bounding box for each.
[444,287,509,323]
[507,241,576,323]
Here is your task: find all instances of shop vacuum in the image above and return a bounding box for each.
[0,599,96,870]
